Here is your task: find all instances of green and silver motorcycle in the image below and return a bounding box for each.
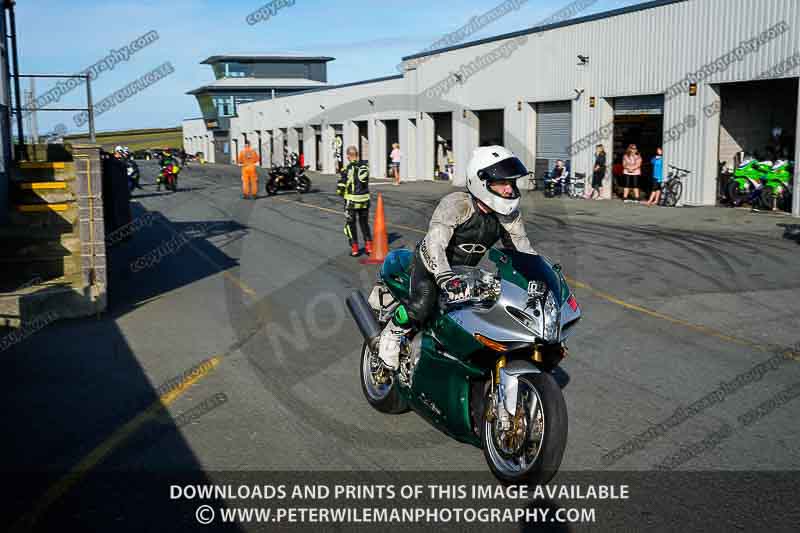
[757,160,793,211]
[346,247,581,484]
[727,158,770,206]
[728,158,794,209]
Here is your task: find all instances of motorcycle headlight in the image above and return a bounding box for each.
[542,291,560,341]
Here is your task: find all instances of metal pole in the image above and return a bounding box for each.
[29,77,37,144]
[23,86,31,143]
[7,0,25,159]
[85,74,95,143]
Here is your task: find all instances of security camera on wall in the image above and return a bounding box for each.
[574,88,585,99]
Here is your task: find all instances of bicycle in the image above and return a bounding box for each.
[659,165,690,207]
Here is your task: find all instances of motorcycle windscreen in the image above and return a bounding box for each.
[493,248,570,307]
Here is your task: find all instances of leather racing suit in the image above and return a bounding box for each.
[397,191,537,329]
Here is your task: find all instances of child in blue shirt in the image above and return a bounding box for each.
[645,147,663,206]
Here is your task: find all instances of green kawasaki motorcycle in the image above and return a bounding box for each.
[727,158,770,206]
[728,158,793,209]
[758,160,793,211]
[346,247,582,484]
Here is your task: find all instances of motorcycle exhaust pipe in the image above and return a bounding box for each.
[346,290,381,351]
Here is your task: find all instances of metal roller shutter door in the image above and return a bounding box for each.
[536,101,572,163]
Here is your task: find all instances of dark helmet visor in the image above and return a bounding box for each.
[477,156,529,182]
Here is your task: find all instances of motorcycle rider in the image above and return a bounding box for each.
[122,146,142,190]
[377,145,538,370]
[337,145,373,257]
[157,149,181,192]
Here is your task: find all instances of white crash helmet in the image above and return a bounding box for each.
[466,145,528,215]
[114,145,124,153]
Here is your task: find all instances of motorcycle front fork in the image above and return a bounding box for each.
[492,356,517,431]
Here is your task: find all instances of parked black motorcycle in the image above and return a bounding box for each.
[265,163,312,195]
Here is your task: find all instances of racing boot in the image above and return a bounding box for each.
[377,320,410,371]
[364,240,373,256]
[350,243,360,257]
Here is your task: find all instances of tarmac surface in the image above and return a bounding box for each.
[2,161,799,531]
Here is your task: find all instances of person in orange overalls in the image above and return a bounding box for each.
[238,140,260,200]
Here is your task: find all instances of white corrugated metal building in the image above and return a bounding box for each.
[183,0,800,215]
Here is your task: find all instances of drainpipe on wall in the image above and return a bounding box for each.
[793,80,800,217]
[6,0,25,160]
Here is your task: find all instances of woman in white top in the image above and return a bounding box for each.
[390,143,401,185]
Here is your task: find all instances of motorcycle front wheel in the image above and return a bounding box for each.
[296,176,311,193]
[481,372,567,485]
[359,340,409,414]
[266,179,279,196]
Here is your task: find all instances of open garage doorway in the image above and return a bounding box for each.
[295,127,304,165]
[333,124,343,173]
[612,95,664,197]
[279,128,288,165]
[717,78,797,210]
[432,112,453,180]
[266,130,274,167]
[383,119,399,179]
[315,127,322,170]
[477,109,504,146]
[354,120,369,161]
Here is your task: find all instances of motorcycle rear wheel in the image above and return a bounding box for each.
[266,179,279,196]
[727,181,749,206]
[360,340,409,414]
[481,372,567,485]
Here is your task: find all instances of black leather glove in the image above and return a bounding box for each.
[439,274,469,302]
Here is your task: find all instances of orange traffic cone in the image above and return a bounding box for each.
[360,193,389,265]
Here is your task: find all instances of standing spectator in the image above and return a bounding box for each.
[436,140,446,178]
[645,147,664,206]
[622,144,642,202]
[587,144,606,199]
[237,140,260,200]
[336,145,372,257]
[445,142,455,180]
[390,143,401,185]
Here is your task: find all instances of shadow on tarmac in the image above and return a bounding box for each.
[0,200,248,532]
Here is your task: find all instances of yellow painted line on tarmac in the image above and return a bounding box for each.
[274,197,800,359]
[11,356,222,532]
[183,237,257,297]
[274,197,427,235]
[223,271,257,297]
[150,215,257,298]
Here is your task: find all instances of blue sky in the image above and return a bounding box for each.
[16,0,649,134]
